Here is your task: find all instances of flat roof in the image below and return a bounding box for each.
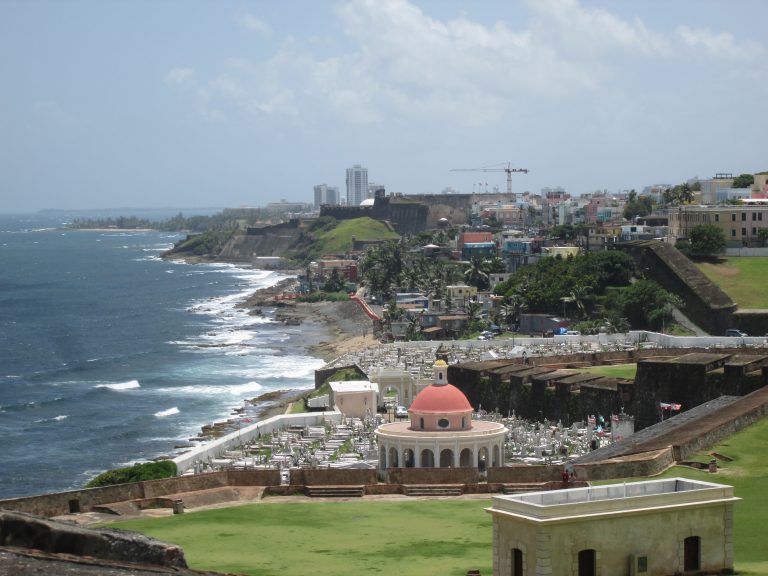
[488,478,738,523]
[329,380,378,393]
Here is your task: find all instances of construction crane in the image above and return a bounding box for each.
[451,162,529,196]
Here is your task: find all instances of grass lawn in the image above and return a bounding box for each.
[696,256,768,309]
[575,363,637,380]
[112,416,768,576]
[111,499,492,576]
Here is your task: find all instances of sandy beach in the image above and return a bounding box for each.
[236,276,379,361]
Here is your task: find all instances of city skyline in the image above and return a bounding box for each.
[2,0,766,213]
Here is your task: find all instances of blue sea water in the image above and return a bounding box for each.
[0,212,325,499]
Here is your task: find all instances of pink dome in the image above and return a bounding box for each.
[409,383,473,414]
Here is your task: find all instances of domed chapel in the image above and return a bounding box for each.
[375,360,508,469]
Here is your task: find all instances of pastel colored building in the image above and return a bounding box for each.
[328,380,378,419]
[487,478,738,576]
[376,361,507,469]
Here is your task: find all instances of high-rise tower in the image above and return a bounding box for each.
[346,164,368,206]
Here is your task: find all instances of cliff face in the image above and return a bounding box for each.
[217,232,304,262]
[216,221,310,263]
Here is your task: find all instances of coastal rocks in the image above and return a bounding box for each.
[0,509,187,568]
[236,277,300,309]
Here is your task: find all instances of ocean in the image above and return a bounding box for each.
[0,212,326,499]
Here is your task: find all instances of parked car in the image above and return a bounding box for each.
[395,405,408,418]
[725,329,747,337]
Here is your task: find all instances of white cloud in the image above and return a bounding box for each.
[169,0,766,131]
[676,25,764,60]
[235,12,272,37]
[164,67,196,86]
[526,0,669,56]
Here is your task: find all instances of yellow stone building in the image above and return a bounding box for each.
[487,478,738,575]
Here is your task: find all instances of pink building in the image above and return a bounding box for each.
[375,361,507,468]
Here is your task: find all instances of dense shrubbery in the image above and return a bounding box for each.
[296,291,349,303]
[495,251,637,315]
[85,460,177,488]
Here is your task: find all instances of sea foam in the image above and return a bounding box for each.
[154,407,180,418]
[96,380,141,391]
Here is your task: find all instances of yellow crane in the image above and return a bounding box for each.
[451,162,529,196]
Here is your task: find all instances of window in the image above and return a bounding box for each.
[742,228,747,236]
[753,228,757,236]
[753,212,757,221]
[684,536,700,571]
[742,212,747,221]
[760,213,764,221]
[438,418,450,429]
[715,213,719,222]
[732,230,736,237]
[419,417,424,430]
[732,213,736,222]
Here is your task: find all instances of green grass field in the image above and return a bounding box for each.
[317,217,399,255]
[112,499,493,576]
[113,416,768,575]
[696,256,768,309]
[576,363,637,380]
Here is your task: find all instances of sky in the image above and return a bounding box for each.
[1,0,767,213]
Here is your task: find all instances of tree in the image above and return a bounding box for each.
[321,269,346,292]
[623,195,654,221]
[465,299,483,323]
[759,228,768,247]
[464,256,490,290]
[662,182,695,206]
[689,224,726,256]
[603,280,676,331]
[569,283,592,319]
[732,173,754,189]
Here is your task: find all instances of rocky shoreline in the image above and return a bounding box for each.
[180,271,376,445]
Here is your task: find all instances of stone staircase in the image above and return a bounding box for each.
[304,485,365,498]
[501,483,551,495]
[403,484,464,497]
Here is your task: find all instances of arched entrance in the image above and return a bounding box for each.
[439,448,453,468]
[511,548,523,576]
[478,447,489,471]
[460,448,473,467]
[420,448,435,468]
[379,384,402,414]
[403,448,415,468]
[388,447,399,468]
[379,446,387,469]
[492,444,500,467]
[684,536,700,571]
[578,549,596,576]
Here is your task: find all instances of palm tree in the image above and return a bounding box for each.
[405,312,422,340]
[502,292,526,329]
[465,299,483,324]
[464,256,489,290]
[569,283,592,319]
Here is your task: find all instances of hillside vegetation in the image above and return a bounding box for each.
[285,216,399,263]
[696,257,768,308]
